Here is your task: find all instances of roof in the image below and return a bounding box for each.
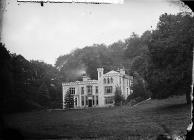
[105,70,119,75]
[62,80,98,86]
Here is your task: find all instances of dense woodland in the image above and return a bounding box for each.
[0,12,193,113]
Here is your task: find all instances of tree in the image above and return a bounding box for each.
[147,12,194,104]
[64,90,74,109]
[0,43,14,113]
[124,33,148,59]
[114,87,125,106]
[127,72,149,102]
[38,82,50,107]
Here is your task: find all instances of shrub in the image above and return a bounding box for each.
[114,87,125,106]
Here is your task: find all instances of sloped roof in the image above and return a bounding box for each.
[105,70,119,75]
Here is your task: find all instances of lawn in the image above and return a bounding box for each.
[2,95,190,139]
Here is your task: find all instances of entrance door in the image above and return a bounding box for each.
[88,99,93,107]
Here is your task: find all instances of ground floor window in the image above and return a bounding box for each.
[105,96,114,104]
[93,96,95,105]
[74,97,77,106]
[86,96,88,105]
[81,96,84,106]
[96,96,98,105]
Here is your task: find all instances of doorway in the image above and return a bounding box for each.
[88,99,93,107]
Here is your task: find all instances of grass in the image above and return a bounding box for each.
[2,95,190,139]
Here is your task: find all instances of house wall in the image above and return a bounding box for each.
[62,68,133,109]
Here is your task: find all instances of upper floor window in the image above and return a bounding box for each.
[130,80,133,86]
[104,86,113,94]
[107,78,110,84]
[69,87,75,95]
[81,87,84,95]
[104,78,106,84]
[99,72,101,77]
[111,77,113,83]
[87,86,92,95]
[95,86,98,94]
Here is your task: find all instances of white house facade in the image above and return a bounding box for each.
[62,68,133,109]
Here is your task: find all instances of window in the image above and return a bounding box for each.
[93,96,95,105]
[95,86,98,94]
[96,96,98,105]
[111,77,113,83]
[104,86,113,94]
[107,78,110,84]
[81,87,84,95]
[69,87,75,95]
[87,86,92,95]
[130,80,133,86]
[105,96,114,104]
[75,97,77,106]
[86,96,88,105]
[104,78,106,84]
[81,96,84,106]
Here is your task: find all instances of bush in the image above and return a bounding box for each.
[114,87,125,106]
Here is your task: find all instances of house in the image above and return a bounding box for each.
[62,68,133,109]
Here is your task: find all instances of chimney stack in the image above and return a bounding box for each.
[97,68,104,80]
[120,68,125,75]
[82,73,90,81]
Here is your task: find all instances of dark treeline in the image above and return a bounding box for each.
[0,12,193,113]
[0,44,62,113]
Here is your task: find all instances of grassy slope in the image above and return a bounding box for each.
[3,95,190,139]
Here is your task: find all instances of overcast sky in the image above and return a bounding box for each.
[1,0,191,65]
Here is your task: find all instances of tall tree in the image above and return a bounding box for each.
[147,12,194,104]
[0,43,14,113]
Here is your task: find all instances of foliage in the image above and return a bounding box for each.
[146,12,194,104]
[0,43,14,113]
[64,90,74,109]
[114,87,125,106]
[0,44,62,113]
[126,72,150,104]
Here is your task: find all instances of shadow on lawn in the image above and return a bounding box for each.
[156,103,190,112]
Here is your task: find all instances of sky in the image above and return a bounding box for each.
[1,0,191,65]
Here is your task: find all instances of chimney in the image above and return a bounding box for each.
[120,68,125,75]
[97,68,104,80]
[82,74,90,81]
